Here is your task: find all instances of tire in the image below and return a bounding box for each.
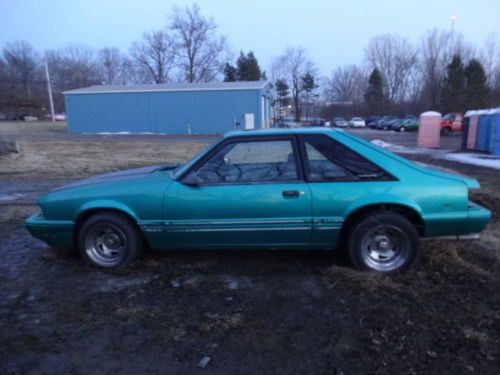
[441,127,450,136]
[78,212,143,268]
[347,211,419,274]
[399,126,406,132]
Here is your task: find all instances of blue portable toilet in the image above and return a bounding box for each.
[475,111,495,152]
[495,108,500,156]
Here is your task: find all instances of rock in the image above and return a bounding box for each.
[98,274,153,292]
[170,280,181,288]
[184,275,200,287]
[0,140,21,155]
[197,356,211,368]
[426,350,438,358]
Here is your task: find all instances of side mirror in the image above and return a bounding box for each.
[182,171,203,187]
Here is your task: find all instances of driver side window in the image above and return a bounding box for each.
[196,139,298,184]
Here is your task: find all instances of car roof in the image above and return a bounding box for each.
[224,127,340,138]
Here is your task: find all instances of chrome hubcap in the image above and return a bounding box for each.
[361,226,408,271]
[85,224,126,267]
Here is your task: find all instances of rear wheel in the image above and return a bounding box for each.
[347,212,419,273]
[78,212,143,268]
[399,126,406,132]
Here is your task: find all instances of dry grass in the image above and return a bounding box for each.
[0,121,68,134]
[0,140,208,179]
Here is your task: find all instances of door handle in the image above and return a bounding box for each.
[282,190,301,198]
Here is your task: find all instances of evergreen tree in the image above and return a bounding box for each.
[364,68,385,114]
[275,79,290,118]
[301,73,316,120]
[244,52,261,81]
[464,59,489,109]
[441,55,465,113]
[236,51,262,81]
[223,63,237,82]
[236,52,248,81]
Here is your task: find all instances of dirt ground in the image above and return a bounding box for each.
[0,122,499,375]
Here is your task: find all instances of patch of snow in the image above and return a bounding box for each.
[443,153,500,170]
[420,111,441,117]
[371,139,404,149]
[116,131,131,134]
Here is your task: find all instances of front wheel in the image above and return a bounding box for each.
[399,126,406,132]
[347,212,419,273]
[78,212,143,268]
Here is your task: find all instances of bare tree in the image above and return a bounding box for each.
[45,44,101,90]
[98,47,131,84]
[272,47,315,122]
[2,40,40,98]
[324,65,366,104]
[365,34,418,104]
[169,4,227,82]
[130,30,174,84]
[481,32,500,90]
[418,29,477,110]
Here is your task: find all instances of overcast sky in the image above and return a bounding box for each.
[1,0,499,75]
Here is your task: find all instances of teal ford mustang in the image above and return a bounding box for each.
[26,128,491,273]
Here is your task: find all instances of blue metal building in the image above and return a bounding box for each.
[64,81,272,134]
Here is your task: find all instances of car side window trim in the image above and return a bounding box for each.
[180,135,305,186]
[297,134,397,183]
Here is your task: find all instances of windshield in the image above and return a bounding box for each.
[443,114,453,120]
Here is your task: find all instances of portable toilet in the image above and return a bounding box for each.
[495,108,500,156]
[475,111,495,152]
[418,111,441,148]
[462,111,472,150]
[466,112,480,150]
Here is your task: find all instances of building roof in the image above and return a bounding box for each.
[64,81,269,95]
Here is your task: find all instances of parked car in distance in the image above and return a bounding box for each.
[273,119,296,128]
[44,113,67,121]
[349,117,366,128]
[391,115,419,132]
[366,116,382,129]
[26,128,491,274]
[441,113,464,135]
[332,117,348,127]
[308,118,326,127]
[377,115,400,130]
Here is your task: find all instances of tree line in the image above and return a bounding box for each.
[1,3,499,120]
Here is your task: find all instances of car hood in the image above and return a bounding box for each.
[52,165,177,192]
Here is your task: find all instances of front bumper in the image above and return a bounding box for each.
[25,213,74,249]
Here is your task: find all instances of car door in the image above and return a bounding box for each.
[162,136,312,249]
[298,134,397,246]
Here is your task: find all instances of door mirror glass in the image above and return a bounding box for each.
[182,171,203,186]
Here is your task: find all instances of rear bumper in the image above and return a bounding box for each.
[423,201,491,239]
[25,213,74,249]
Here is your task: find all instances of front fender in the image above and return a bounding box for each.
[76,200,140,222]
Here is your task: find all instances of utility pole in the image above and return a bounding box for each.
[44,60,55,122]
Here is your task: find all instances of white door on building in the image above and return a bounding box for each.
[244,113,255,129]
